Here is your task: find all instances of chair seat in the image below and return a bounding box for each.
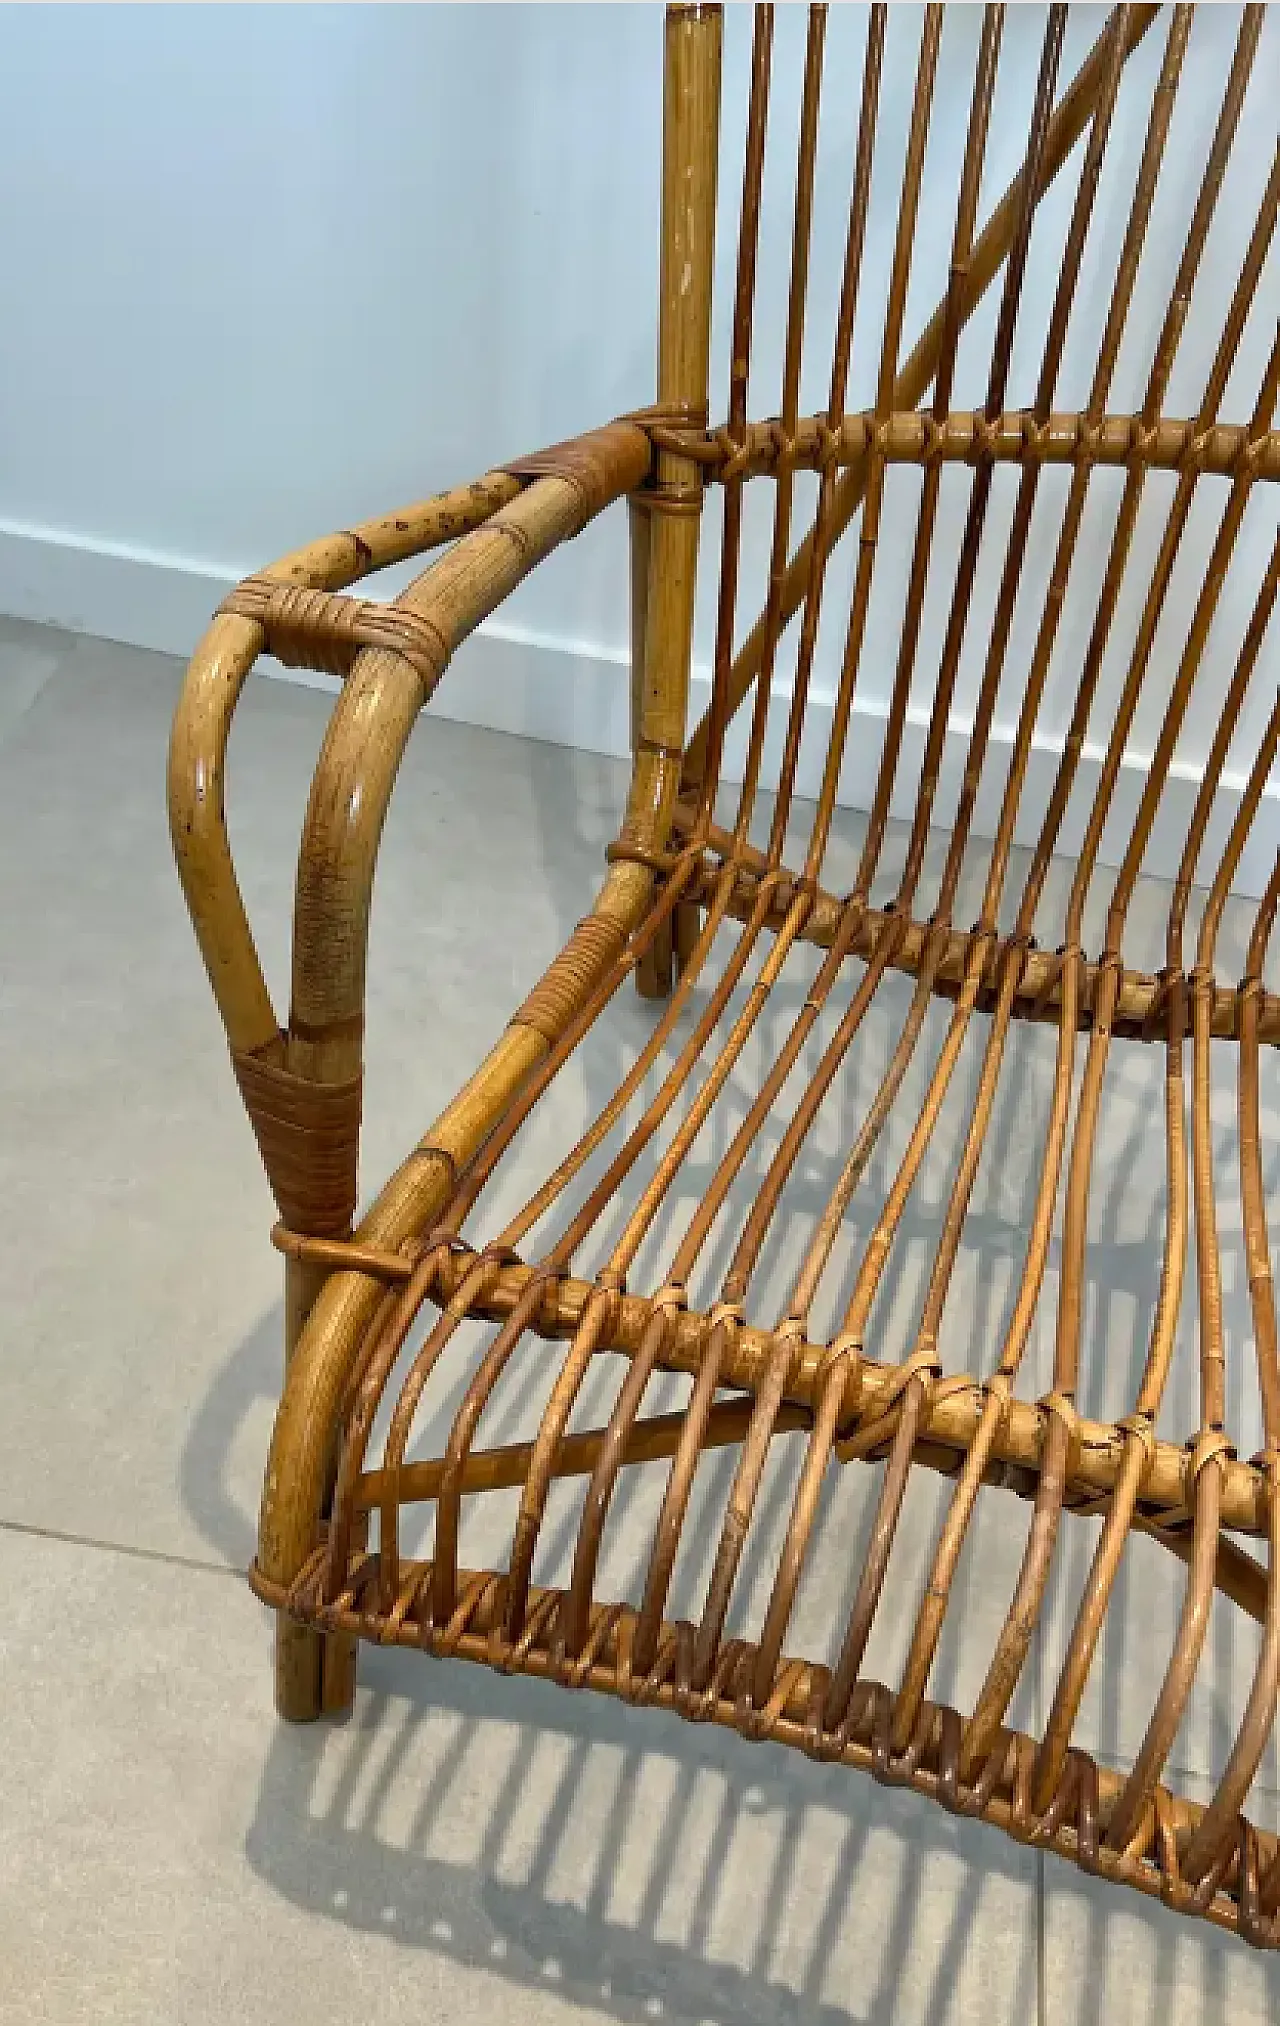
[253,809,1280,1946]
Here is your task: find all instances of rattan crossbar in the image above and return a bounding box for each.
[656,406,1280,483]
[172,2,1280,1954]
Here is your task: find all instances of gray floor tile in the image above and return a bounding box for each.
[0,1527,1039,2026]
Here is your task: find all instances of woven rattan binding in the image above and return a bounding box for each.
[232,1043,362,1238]
[218,578,451,691]
[504,419,653,531]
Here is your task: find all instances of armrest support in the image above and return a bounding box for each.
[168,470,523,1060]
[170,426,655,1712]
[168,423,652,1237]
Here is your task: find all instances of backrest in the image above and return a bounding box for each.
[645,4,1277,992]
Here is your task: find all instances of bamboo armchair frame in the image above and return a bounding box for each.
[170,3,1280,1948]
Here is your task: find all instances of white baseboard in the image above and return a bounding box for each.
[1,515,1273,901]
[0,518,234,664]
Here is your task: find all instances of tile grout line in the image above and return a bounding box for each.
[0,1514,244,1580]
[0,660,59,758]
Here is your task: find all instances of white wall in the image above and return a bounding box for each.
[0,5,660,639]
[0,5,1274,897]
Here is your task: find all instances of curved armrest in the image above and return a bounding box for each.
[168,422,651,1236]
[168,470,523,1059]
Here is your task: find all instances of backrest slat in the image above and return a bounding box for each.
[659,2,1278,954]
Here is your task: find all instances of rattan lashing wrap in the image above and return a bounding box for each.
[218,578,451,692]
[232,1043,363,1239]
[511,916,631,1043]
[505,418,653,531]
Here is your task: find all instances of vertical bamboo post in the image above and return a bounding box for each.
[633,2,722,999]
[628,495,653,757]
[278,907,368,1722]
[631,493,674,997]
[272,1284,385,1714]
[276,1254,351,1717]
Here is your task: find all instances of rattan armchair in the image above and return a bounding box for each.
[170,3,1280,1948]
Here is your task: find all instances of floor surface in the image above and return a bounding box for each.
[1,614,1278,2024]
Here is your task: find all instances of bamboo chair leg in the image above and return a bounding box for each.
[673,897,701,977]
[632,8,719,1003]
[276,1253,360,1722]
[636,915,676,1000]
[636,899,701,1000]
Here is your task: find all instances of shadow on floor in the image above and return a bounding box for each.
[180,1304,283,1576]
[242,1637,1035,2026]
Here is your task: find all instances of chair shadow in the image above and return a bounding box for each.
[242,1634,1034,2026]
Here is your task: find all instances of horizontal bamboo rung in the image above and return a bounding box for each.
[658,407,1280,486]
[419,1250,1272,1540]
[675,817,1280,1046]
[353,1398,811,1510]
[269,1227,1275,1541]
